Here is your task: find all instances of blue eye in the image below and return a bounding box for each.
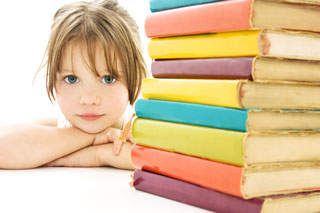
[64,75,79,84]
[101,75,116,84]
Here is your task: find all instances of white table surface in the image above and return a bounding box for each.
[0,167,211,213]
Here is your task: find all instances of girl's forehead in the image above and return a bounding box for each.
[62,39,104,59]
[59,39,124,77]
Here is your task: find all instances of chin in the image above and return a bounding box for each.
[75,123,107,134]
[71,117,118,134]
[81,128,102,134]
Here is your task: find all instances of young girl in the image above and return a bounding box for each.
[0,0,147,170]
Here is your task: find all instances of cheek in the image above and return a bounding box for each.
[103,85,129,111]
[56,85,78,115]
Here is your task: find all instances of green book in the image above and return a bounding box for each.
[132,118,320,167]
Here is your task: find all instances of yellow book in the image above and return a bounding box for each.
[148,30,320,60]
[132,118,320,168]
[142,78,320,109]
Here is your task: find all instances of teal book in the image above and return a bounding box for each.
[150,0,222,12]
[135,99,320,132]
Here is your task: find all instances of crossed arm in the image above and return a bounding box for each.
[0,118,134,170]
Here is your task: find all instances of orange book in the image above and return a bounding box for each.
[145,0,320,38]
[132,145,320,199]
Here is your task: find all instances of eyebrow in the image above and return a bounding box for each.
[58,68,74,74]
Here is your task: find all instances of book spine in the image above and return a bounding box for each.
[149,0,222,12]
[148,30,260,59]
[132,145,244,197]
[134,170,264,213]
[132,118,246,166]
[135,99,249,132]
[151,57,254,79]
[146,0,252,37]
[142,78,242,108]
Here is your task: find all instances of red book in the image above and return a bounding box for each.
[134,170,320,213]
[145,0,320,38]
[132,145,320,199]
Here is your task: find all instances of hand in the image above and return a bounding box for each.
[93,127,134,156]
[97,142,135,170]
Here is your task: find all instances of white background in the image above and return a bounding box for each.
[0,0,151,126]
[0,2,211,212]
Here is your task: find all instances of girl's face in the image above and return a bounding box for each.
[55,41,129,134]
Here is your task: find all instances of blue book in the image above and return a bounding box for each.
[150,0,222,12]
[135,99,320,132]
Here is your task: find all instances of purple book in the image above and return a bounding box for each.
[134,170,320,213]
[151,57,254,79]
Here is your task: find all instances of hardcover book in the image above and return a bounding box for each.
[146,0,320,38]
[148,30,320,61]
[142,78,320,109]
[151,57,254,80]
[149,0,221,12]
[152,57,320,83]
[132,118,320,167]
[133,170,320,212]
[135,99,320,132]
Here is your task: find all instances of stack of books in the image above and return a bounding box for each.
[132,0,320,212]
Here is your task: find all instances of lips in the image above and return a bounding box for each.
[78,114,104,121]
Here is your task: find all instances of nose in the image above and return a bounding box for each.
[79,95,101,106]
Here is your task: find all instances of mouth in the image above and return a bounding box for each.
[78,114,104,121]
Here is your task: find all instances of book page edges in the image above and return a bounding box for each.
[244,184,320,199]
[237,80,247,108]
[261,192,320,212]
[277,0,320,5]
[249,0,255,28]
[244,131,320,169]
[260,29,320,60]
[242,165,320,198]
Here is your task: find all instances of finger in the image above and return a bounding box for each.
[112,140,123,156]
[94,128,121,145]
[108,128,122,144]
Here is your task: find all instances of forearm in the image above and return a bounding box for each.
[0,124,94,169]
[44,143,134,170]
[97,142,134,170]
[44,145,100,168]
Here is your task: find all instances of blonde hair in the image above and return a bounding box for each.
[43,0,147,105]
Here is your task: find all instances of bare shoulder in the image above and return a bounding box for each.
[32,117,58,127]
